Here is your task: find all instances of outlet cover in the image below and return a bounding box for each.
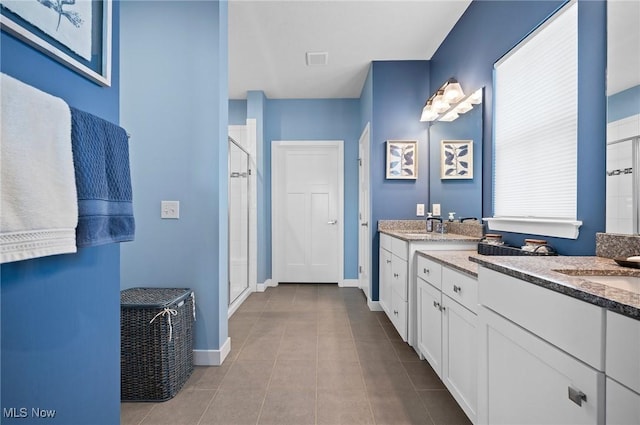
[161,201,180,219]
[416,204,425,216]
[432,203,441,216]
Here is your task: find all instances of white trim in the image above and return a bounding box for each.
[484,217,582,239]
[228,287,252,318]
[367,299,383,311]
[256,278,276,292]
[272,141,344,284]
[193,337,231,366]
[339,279,359,288]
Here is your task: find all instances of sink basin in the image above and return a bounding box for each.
[578,275,640,292]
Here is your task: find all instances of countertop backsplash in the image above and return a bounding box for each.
[377,219,484,239]
[595,232,640,258]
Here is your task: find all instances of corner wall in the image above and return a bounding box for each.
[119,0,229,361]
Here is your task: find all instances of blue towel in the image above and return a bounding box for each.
[70,107,135,248]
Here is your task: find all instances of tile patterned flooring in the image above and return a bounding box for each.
[121,284,472,425]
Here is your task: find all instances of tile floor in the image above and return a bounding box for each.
[121,284,472,425]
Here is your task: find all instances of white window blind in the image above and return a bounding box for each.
[490,1,581,238]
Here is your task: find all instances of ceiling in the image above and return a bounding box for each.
[228,0,472,99]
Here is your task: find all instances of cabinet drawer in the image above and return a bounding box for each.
[478,267,605,370]
[442,267,478,314]
[380,233,392,251]
[417,255,442,289]
[606,311,640,393]
[392,237,408,260]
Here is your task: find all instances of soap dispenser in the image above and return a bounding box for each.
[426,212,433,232]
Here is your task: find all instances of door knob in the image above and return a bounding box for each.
[327,220,337,225]
[361,222,369,227]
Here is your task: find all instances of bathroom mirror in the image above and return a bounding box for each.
[428,87,483,221]
[606,1,640,234]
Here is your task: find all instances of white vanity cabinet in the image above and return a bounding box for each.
[605,311,640,425]
[379,232,477,346]
[416,254,477,423]
[477,267,606,425]
[379,233,409,340]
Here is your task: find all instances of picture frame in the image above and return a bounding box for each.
[0,0,112,86]
[386,140,418,179]
[441,140,473,179]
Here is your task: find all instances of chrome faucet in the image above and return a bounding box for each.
[426,216,443,233]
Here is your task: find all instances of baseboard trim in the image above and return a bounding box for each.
[228,288,253,318]
[257,279,277,292]
[193,337,231,366]
[339,279,359,288]
[367,299,383,311]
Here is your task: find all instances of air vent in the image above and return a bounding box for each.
[306,51,328,66]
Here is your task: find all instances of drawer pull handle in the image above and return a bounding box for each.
[393,273,399,278]
[424,268,430,274]
[393,310,398,316]
[568,387,587,406]
[433,301,439,309]
[386,260,392,264]
[453,285,462,293]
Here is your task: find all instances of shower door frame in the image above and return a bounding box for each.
[228,136,251,307]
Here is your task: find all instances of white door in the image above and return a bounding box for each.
[272,141,343,283]
[358,123,371,297]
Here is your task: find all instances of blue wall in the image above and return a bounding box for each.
[265,98,361,280]
[119,1,229,356]
[229,99,248,125]
[369,61,430,300]
[0,2,122,424]
[429,0,607,255]
[608,85,640,123]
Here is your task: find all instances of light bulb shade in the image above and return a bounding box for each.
[432,94,450,113]
[468,88,483,104]
[420,104,438,122]
[439,111,459,122]
[443,82,465,103]
[454,101,473,114]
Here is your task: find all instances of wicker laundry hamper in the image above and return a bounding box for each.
[120,287,195,401]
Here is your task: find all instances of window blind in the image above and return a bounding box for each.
[493,2,578,223]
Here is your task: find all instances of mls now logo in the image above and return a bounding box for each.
[3,407,56,419]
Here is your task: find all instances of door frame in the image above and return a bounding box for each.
[358,123,371,299]
[271,140,344,285]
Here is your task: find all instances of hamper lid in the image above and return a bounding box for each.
[121,287,193,308]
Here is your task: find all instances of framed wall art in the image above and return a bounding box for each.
[386,140,417,180]
[0,0,112,86]
[441,140,473,179]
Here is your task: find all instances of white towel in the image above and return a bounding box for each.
[1,73,78,263]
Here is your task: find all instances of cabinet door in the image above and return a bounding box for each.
[442,295,477,424]
[391,255,408,300]
[477,306,604,425]
[391,288,408,341]
[417,278,443,376]
[379,248,392,316]
[607,378,640,425]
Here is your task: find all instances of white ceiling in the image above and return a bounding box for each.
[228,0,472,99]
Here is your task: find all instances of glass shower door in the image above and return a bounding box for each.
[228,137,250,305]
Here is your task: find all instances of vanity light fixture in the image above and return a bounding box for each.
[420,79,481,123]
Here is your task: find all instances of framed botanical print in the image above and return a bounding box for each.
[441,140,473,179]
[386,140,417,180]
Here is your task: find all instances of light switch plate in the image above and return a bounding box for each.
[161,201,180,219]
[416,203,425,216]
[432,203,441,216]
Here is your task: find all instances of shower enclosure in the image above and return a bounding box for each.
[228,137,250,306]
[606,136,639,234]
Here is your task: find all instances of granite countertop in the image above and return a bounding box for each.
[380,229,481,243]
[417,250,480,278]
[469,255,640,319]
